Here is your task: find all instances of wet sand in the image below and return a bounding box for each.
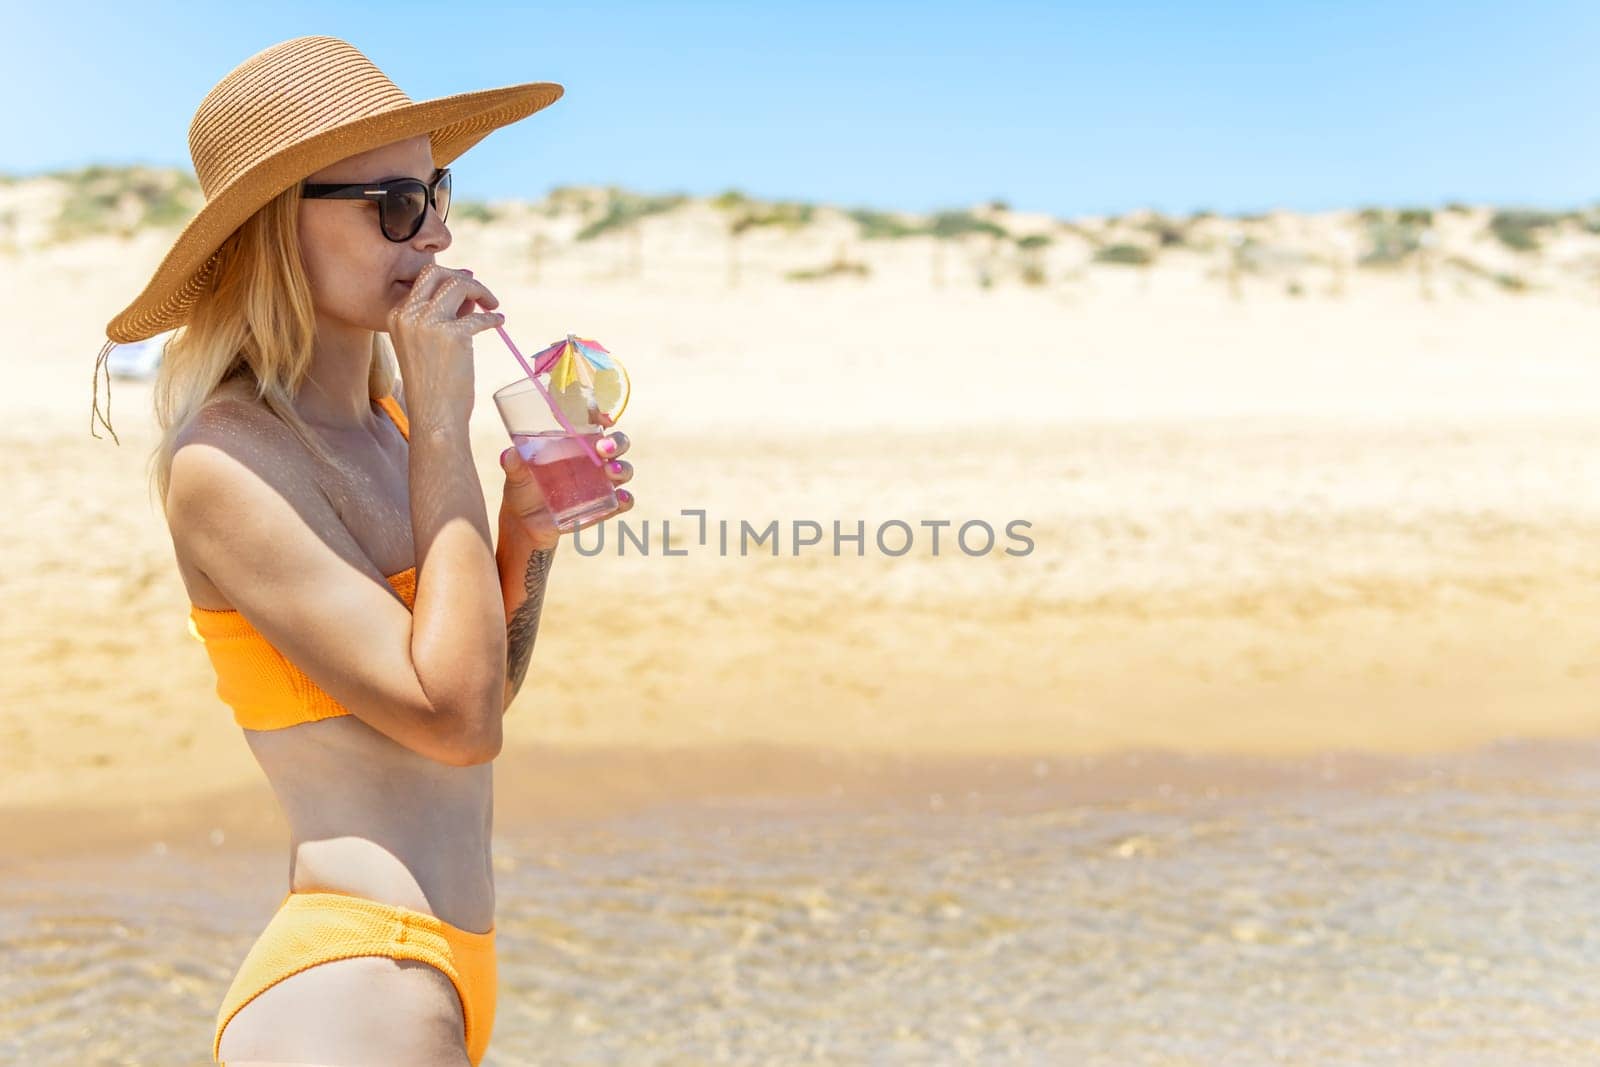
[7,737,1600,1065]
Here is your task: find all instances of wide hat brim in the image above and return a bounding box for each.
[105,81,562,344]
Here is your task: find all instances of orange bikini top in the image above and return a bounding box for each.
[186,394,417,731]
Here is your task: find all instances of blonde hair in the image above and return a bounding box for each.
[90,180,400,506]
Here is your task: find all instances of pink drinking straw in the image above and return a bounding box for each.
[493,322,608,470]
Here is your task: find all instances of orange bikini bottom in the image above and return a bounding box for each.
[213,889,497,1065]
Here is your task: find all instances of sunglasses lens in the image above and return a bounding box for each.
[436,170,451,225]
[383,183,427,241]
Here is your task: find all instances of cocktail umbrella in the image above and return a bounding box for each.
[493,325,609,469]
[531,334,616,390]
[528,334,628,425]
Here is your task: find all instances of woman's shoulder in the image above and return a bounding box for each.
[176,383,300,463]
[170,381,325,504]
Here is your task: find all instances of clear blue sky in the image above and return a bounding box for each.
[8,1,1596,217]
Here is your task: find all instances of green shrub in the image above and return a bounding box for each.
[1093,243,1153,266]
[926,211,1007,240]
[1495,272,1528,292]
[1488,210,1560,252]
[1016,234,1053,251]
[730,200,814,235]
[44,165,202,240]
[844,207,1007,241]
[847,208,921,239]
[542,185,596,217]
[1358,213,1423,267]
[575,189,686,241]
[452,200,497,223]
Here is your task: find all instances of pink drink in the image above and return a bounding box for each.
[512,431,618,529]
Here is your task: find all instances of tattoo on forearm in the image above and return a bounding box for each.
[506,547,555,695]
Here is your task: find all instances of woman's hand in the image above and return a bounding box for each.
[386,264,503,429]
[497,431,634,553]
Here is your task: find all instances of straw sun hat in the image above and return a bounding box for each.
[90,34,563,441]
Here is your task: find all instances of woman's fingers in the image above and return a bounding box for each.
[503,442,633,543]
[598,431,629,459]
[500,447,551,521]
[407,264,499,315]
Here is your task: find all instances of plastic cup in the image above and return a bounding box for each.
[493,377,618,531]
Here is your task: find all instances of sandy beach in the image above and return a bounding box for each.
[4,185,1600,853]
[4,171,1600,1064]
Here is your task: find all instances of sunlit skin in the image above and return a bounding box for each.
[294,132,635,547]
[205,135,640,1064]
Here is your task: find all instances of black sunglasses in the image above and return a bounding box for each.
[300,167,452,242]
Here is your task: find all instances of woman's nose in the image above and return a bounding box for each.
[414,205,450,252]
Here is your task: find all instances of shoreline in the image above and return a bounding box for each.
[8,734,1598,865]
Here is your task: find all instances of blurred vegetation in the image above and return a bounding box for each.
[542,185,599,218]
[46,164,201,241]
[1138,214,1190,247]
[1487,210,1561,253]
[785,256,870,282]
[575,187,687,241]
[10,168,1598,301]
[729,200,815,236]
[450,200,498,224]
[1358,209,1427,267]
[1093,243,1154,266]
[1016,233,1053,286]
[845,208,922,240]
[928,211,1007,240]
[847,207,1008,241]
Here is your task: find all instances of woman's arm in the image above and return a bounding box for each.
[168,403,504,766]
[407,412,509,752]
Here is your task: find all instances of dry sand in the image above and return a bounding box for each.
[5,204,1600,855]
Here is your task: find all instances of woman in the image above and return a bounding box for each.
[89,37,632,1065]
